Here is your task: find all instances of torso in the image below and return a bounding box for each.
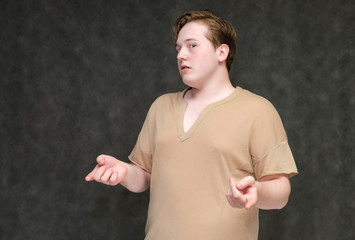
[183,101,208,132]
[129,87,297,240]
[183,87,236,132]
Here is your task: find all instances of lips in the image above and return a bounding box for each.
[181,65,190,71]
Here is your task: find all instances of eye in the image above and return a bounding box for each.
[189,44,197,49]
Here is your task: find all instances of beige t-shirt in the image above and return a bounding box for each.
[129,87,298,240]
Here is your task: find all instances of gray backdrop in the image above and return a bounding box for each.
[1,0,354,239]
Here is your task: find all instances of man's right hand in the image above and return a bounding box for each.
[85,154,128,186]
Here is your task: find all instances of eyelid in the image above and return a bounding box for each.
[175,42,196,53]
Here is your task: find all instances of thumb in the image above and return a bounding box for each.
[96,155,106,166]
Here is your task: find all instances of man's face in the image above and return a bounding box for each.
[175,22,219,88]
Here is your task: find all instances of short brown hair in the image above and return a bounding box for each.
[172,10,237,72]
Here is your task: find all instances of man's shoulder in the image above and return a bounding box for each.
[148,89,185,112]
[238,88,273,108]
[156,91,180,101]
[153,89,185,104]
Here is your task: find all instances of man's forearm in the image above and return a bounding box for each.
[255,174,291,210]
[120,163,151,193]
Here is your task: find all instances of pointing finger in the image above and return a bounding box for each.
[85,172,94,181]
[229,178,241,198]
[85,164,99,181]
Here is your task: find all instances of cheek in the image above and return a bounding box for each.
[199,54,218,70]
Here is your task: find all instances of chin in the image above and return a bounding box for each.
[182,76,206,89]
[181,79,196,88]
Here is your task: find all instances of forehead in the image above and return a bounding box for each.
[176,21,209,44]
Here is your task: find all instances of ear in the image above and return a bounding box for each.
[217,44,229,63]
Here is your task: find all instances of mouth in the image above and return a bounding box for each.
[181,65,190,71]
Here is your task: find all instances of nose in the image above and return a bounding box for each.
[177,47,187,61]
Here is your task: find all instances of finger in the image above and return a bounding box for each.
[85,165,100,181]
[237,176,255,190]
[94,166,106,181]
[96,155,106,166]
[226,188,233,202]
[101,169,113,182]
[229,178,241,198]
[244,187,258,209]
[226,194,236,207]
[228,178,249,207]
[109,171,119,184]
[226,189,235,206]
[226,192,244,208]
[85,172,94,181]
[245,199,252,210]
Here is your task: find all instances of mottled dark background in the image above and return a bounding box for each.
[1,0,354,239]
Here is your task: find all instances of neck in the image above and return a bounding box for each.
[185,69,235,103]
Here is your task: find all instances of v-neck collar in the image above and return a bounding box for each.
[177,87,243,141]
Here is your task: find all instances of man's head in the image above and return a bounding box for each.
[172,10,237,72]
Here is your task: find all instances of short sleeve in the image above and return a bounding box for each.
[128,103,156,173]
[249,98,298,180]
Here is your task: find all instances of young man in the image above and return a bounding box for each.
[86,10,298,239]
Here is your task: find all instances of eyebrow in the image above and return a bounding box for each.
[175,38,198,48]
